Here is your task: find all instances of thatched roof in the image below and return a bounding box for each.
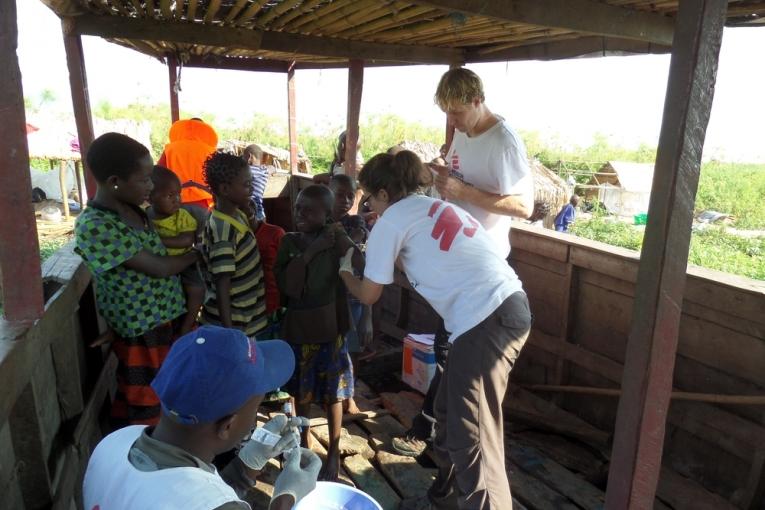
[41,1,765,69]
[530,158,568,211]
[224,140,312,172]
[585,161,655,194]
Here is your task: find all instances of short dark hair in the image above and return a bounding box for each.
[297,184,334,216]
[358,151,422,203]
[329,173,355,192]
[203,151,248,194]
[151,165,180,191]
[87,132,150,182]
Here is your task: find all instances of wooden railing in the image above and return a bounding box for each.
[508,223,765,509]
[0,244,110,510]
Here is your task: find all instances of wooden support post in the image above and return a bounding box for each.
[344,59,364,179]
[61,24,97,199]
[59,160,70,219]
[168,54,180,123]
[604,1,728,509]
[74,160,85,205]
[0,0,44,321]
[287,62,298,174]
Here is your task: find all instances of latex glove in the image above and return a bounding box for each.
[271,447,322,504]
[339,246,355,275]
[238,415,300,470]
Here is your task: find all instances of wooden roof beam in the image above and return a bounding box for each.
[64,13,463,65]
[414,0,675,46]
[184,54,418,71]
[466,35,670,63]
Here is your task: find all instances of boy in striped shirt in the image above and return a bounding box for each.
[200,151,268,338]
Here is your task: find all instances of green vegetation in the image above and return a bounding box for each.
[695,161,765,229]
[571,217,765,280]
[84,103,765,279]
[39,237,69,262]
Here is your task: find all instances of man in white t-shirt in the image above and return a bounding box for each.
[82,326,321,510]
[431,68,534,257]
[392,68,534,463]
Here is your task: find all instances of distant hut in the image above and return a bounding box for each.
[225,140,312,173]
[394,140,442,162]
[583,161,654,217]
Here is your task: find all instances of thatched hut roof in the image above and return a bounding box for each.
[224,140,312,173]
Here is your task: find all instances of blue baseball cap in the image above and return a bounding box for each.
[151,326,295,424]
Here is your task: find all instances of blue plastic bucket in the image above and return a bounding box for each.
[294,481,383,510]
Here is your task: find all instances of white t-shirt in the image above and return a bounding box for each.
[83,425,242,510]
[364,195,524,342]
[447,118,532,256]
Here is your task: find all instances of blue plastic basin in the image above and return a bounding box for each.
[294,481,383,510]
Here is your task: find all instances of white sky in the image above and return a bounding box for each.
[15,1,765,162]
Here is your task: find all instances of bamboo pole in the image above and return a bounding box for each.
[283,0,353,31]
[272,0,323,29]
[257,0,302,27]
[232,0,269,26]
[59,160,70,219]
[297,0,374,34]
[335,6,434,38]
[319,3,395,35]
[371,15,478,43]
[223,0,249,23]
[203,0,222,23]
[186,0,199,21]
[159,0,172,19]
[362,11,447,40]
[524,384,765,405]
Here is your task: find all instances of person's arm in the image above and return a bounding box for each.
[432,163,533,219]
[215,274,234,328]
[159,232,195,249]
[334,229,365,274]
[340,273,384,306]
[122,250,197,278]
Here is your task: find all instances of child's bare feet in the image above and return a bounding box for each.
[343,397,361,415]
[319,449,340,481]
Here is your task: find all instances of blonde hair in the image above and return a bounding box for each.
[434,68,485,111]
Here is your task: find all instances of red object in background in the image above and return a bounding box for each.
[25,123,38,134]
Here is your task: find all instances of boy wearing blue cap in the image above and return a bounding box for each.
[83,326,321,510]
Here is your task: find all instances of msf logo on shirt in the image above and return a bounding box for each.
[448,151,466,183]
[428,200,479,251]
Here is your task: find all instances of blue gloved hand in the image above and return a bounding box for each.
[238,415,300,470]
[271,447,322,504]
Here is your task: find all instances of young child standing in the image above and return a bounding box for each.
[274,185,363,481]
[242,144,272,221]
[329,175,370,415]
[74,133,198,426]
[146,165,207,335]
[199,152,268,338]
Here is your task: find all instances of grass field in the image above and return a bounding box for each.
[570,217,765,280]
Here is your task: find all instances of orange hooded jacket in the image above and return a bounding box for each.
[160,119,218,207]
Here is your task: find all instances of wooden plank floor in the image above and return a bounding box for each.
[244,379,616,510]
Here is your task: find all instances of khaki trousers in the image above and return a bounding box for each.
[429,292,531,510]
